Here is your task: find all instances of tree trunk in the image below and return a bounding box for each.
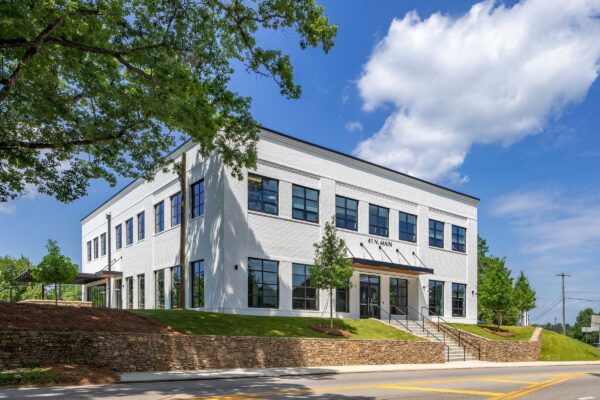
[329,288,333,329]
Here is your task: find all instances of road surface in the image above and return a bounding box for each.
[1,364,599,399]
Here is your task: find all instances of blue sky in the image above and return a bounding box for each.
[1,0,600,324]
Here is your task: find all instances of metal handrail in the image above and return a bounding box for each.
[371,304,412,333]
[421,306,481,360]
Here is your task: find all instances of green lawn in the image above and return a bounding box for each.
[135,310,421,340]
[450,323,535,341]
[0,367,60,387]
[540,329,600,361]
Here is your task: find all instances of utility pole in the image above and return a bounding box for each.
[556,273,571,335]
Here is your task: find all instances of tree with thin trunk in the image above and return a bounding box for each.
[31,240,79,305]
[311,217,354,329]
[513,271,536,325]
[478,259,514,331]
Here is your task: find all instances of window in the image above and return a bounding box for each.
[154,269,165,309]
[429,220,444,248]
[191,260,205,308]
[428,280,444,316]
[191,180,205,218]
[248,174,278,215]
[100,233,106,256]
[115,279,122,309]
[335,196,358,231]
[137,212,145,241]
[390,278,408,315]
[87,284,106,308]
[452,283,466,317]
[336,287,350,313]
[125,218,134,245]
[292,264,318,310]
[369,204,389,237]
[248,258,279,308]
[452,225,466,252]
[155,201,164,233]
[171,192,181,227]
[170,266,181,309]
[399,212,417,243]
[138,274,145,309]
[292,185,319,222]
[93,237,99,259]
[126,277,134,309]
[115,224,122,250]
[86,241,92,262]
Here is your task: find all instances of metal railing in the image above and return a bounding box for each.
[421,307,481,360]
[371,304,412,333]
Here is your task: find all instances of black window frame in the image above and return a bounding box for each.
[125,218,134,246]
[93,237,99,259]
[292,263,318,310]
[452,225,466,252]
[248,258,279,309]
[171,192,181,227]
[452,283,466,317]
[369,204,389,237]
[86,241,92,262]
[429,219,444,248]
[154,269,165,309]
[100,233,106,256]
[292,184,319,223]
[248,174,279,215]
[399,212,417,243]
[138,273,145,309]
[190,259,205,308]
[170,265,181,309]
[115,224,122,250]
[335,286,350,313]
[191,179,205,218]
[335,195,358,231]
[137,212,145,241]
[155,201,165,233]
[428,280,444,316]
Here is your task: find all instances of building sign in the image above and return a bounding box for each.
[368,238,393,247]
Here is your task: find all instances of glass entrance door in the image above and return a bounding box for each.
[359,274,380,318]
[390,278,408,316]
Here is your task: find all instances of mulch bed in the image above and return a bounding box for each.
[483,327,515,338]
[309,323,352,337]
[0,364,119,387]
[0,302,178,334]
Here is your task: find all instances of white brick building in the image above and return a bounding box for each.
[81,127,479,323]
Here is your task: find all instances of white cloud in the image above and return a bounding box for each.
[0,202,16,215]
[344,121,364,133]
[355,0,600,182]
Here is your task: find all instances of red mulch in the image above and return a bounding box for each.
[0,302,178,334]
[309,323,352,337]
[483,327,515,338]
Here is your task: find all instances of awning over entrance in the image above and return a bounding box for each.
[14,270,122,285]
[352,257,433,276]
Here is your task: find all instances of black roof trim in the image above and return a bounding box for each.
[352,257,434,275]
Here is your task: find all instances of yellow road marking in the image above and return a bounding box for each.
[491,373,586,400]
[382,384,504,397]
[477,378,539,385]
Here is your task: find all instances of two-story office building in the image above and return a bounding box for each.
[81,127,479,323]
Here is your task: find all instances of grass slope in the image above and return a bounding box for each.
[540,330,600,361]
[136,310,421,340]
[450,324,535,341]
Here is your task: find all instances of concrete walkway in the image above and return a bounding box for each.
[120,360,600,383]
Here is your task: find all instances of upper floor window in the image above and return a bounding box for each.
[137,212,145,241]
[292,185,319,223]
[86,241,92,262]
[399,212,417,243]
[100,233,106,256]
[92,237,98,259]
[335,196,358,231]
[155,201,164,233]
[171,192,181,227]
[248,258,279,308]
[292,263,318,310]
[429,219,444,248]
[248,174,278,215]
[369,204,389,237]
[115,224,122,250]
[125,218,134,246]
[452,225,466,252]
[191,180,205,218]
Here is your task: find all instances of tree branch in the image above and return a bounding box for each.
[0,132,127,151]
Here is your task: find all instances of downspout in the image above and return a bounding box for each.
[106,213,112,308]
[178,152,187,309]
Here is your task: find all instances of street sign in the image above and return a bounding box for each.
[582,327,598,333]
[592,315,600,326]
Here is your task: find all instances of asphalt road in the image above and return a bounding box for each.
[1,364,600,399]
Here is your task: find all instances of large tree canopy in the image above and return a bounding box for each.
[0,0,336,202]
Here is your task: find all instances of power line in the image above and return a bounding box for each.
[567,297,600,303]
[530,298,563,322]
[530,293,562,320]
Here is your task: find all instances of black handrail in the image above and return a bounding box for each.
[371,304,412,333]
[421,306,481,360]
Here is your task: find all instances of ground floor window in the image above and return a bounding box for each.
[190,260,205,308]
[115,279,122,309]
[138,274,145,309]
[171,266,181,309]
[126,277,133,309]
[452,283,466,317]
[335,286,350,313]
[87,284,106,307]
[292,264,318,310]
[155,270,165,309]
[389,278,408,315]
[248,258,278,308]
[428,280,444,316]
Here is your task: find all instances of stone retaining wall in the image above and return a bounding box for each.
[0,332,445,372]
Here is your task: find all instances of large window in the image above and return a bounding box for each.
[390,278,408,315]
[100,233,106,256]
[452,283,466,317]
[125,218,134,245]
[248,174,278,215]
[155,201,165,233]
[428,280,444,316]
[191,260,205,308]
[335,196,358,231]
[429,219,444,248]
[93,237,98,259]
[87,284,106,308]
[336,287,350,313]
[191,180,205,218]
[171,192,181,227]
[369,204,389,237]
[292,185,319,222]
[248,258,278,308]
[115,279,122,309]
[154,269,165,309]
[138,274,145,309]
[86,241,92,262]
[292,264,318,310]
[126,277,134,309]
[115,224,122,250]
[452,225,466,252]
[137,212,145,241]
[170,266,181,309]
[399,212,417,243]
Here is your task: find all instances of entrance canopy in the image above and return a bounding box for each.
[14,269,122,285]
[352,257,433,276]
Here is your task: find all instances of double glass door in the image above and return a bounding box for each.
[390,278,408,316]
[359,274,380,318]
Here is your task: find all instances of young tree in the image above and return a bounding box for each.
[312,217,354,329]
[0,255,34,302]
[31,240,79,305]
[513,271,536,325]
[478,260,514,330]
[572,308,599,345]
[0,1,336,202]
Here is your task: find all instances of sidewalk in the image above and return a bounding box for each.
[120,360,600,383]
